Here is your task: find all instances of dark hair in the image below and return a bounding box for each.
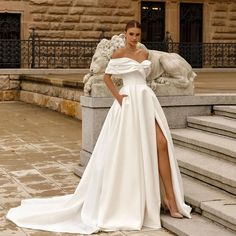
[125,20,141,31]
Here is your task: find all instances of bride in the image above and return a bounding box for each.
[6,20,192,234]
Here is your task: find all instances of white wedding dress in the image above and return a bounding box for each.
[6,57,192,234]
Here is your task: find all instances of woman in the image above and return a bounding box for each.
[6,20,191,234]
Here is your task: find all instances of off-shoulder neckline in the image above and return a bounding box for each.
[110,57,150,64]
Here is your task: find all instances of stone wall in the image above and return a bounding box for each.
[0,0,235,42]
[209,1,236,42]
[0,73,84,120]
[19,75,84,120]
[0,0,138,40]
[29,0,139,39]
[165,0,236,43]
[0,75,20,101]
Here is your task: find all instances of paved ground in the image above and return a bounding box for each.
[0,102,174,236]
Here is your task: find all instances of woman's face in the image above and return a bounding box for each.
[125,27,141,47]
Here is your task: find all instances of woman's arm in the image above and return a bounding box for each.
[103,73,127,106]
[103,49,128,106]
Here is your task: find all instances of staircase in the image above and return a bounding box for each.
[162,105,236,236]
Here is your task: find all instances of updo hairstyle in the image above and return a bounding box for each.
[125,20,141,31]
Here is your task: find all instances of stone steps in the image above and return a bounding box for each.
[214,105,236,119]
[73,164,85,177]
[183,174,236,232]
[161,213,235,236]
[164,105,236,235]
[76,103,236,235]
[174,145,236,195]
[187,115,236,138]
[161,174,236,235]
[171,128,236,163]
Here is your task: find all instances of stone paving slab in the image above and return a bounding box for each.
[0,102,173,236]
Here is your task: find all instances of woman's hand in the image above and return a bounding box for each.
[103,74,128,107]
[117,94,128,106]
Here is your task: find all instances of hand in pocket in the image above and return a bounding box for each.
[117,94,128,106]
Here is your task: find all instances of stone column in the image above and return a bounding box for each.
[204,1,212,43]
[166,0,179,42]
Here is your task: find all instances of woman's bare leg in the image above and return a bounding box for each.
[155,121,182,217]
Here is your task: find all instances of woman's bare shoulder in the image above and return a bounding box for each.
[111,48,126,59]
[137,48,149,59]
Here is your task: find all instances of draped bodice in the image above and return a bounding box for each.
[105,57,151,86]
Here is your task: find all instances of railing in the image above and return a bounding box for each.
[0,39,99,69]
[0,39,235,69]
[145,42,236,68]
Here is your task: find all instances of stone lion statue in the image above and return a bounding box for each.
[83,34,197,97]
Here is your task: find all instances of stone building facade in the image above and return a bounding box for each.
[0,0,235,43]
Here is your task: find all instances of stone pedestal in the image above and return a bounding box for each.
[74,94,236,177]
[91,83,113,98]
[151,80,194,96]
[80,96,113,154]
[74,95,114,176]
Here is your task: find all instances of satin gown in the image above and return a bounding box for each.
[6,57,192,234]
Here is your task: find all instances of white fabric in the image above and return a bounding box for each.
[6,57,192,234]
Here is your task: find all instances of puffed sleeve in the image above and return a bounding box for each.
[104,59,120,75]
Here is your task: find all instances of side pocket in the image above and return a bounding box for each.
[121,95,129,107]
